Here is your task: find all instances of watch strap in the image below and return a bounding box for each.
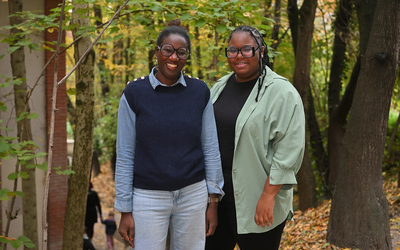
[208,197,219,203]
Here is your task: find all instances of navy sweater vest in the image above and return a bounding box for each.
[123,76,209,191]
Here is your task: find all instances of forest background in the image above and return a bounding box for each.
[0,0,399,249]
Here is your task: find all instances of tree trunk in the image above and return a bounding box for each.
[326,0,353,187]
[8,0,38,249]
[328,55,360,187]
[211,29,219,82]
[184,25,192,76]
[148,48,155,73]
[296,145,317,211]
[269,0,281,71]
[327,0,400,248]
[195,27,203,80]
[62,2,95,249]
[271,0,280,45]
[291,0,318,211]
[125,13,132,83]
[287,0,299,56]
[307,87,329,195]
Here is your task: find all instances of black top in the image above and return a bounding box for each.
[85,190,102,226]
[101,218,117,235]
[213,75,258,202]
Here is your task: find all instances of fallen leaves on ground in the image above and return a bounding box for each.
[93,163,400,250]
[281,174,400,250]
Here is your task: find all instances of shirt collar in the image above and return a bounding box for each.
[149,67,187,90]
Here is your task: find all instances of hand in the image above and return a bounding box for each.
[206,202,218,236]
[118,212,135,248]
[254,192,275,227]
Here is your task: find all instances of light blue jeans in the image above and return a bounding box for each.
[132,180,208,250]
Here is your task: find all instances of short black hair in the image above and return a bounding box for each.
[156,19,191,52]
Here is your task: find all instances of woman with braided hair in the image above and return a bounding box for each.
[206,26,305,250]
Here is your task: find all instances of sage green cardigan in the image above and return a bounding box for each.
[210,67,305,234]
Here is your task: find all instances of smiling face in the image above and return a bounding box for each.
[155,34,188,86]
[227,31,264,82]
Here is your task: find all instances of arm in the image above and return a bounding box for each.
[254,87,305,227]
[201,97,225,236]
[206,194,219,236]
[119,212,135,248]
[254,176,282,227]
[114,94,136,247]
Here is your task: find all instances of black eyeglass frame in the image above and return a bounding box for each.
[156,43,191,60]
[225,45,259,58]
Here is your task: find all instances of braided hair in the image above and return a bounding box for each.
[228,26,271,101]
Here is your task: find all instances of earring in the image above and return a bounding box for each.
[182,68,185,75]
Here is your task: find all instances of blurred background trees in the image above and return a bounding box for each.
[1,0,399,249]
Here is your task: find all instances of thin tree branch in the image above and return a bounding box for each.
[42,0,65,248]
[57,0,130,87]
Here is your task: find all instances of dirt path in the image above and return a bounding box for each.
[91,210,129,250]
[90,164,129,250]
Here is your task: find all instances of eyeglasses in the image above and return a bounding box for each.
[225,45,259,58]
[157,43,190,60]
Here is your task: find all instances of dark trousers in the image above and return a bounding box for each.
[205,200,286,250]
[86,223,95,240]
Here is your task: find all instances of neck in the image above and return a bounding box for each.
[155,72,180,86]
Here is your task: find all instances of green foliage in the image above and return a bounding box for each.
[0,76,24,88]
[53,166,75,175]
[0,9,62,58]
[73,0,275,165]
[93,89,123,164]
[0,5,69,242]
[0,235,34,249]
[383,111,400,169]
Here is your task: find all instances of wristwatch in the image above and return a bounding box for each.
[208,197,219,203]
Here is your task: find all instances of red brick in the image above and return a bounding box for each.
[45,0,68,249]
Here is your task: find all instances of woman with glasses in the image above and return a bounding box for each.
[205,25,305,250]
[114,20,224,250]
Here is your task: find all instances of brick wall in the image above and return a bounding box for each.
[45,0,68,249]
